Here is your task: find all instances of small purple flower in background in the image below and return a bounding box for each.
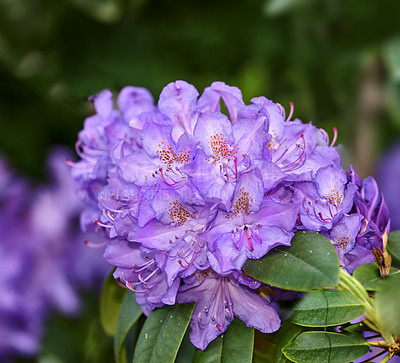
[0,150,108,361]
[0,157,45,361]
[377,142,400,231]
[29,148,109,311]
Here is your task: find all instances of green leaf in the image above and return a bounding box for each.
[192,318,254,363]
[243,231,339,291]
[175,329,196,363]
[132,303,195,363]
[291,290,365,327]
[114,290,143,363]
[274,320,305,363]
[99,269,127,337]
[282,331,368,363]
[376,278,400,336]
[264,0,306,16]
[384,38,400,82]
[388,230,400,261]
[353,263,400,291]
[68,0,124,23]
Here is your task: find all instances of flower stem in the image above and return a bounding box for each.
[379,353,391,363]
[338,269,396,345]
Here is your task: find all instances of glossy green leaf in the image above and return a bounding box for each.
[192,318,254,363]
[99,269,127,337]
[175,329,196,363]
[282,331,368,363]
[353,262,400,291]
[114,290,143,363]
[132,303,195,363]
[291,290,364,327]
[243,231,339,291]
[388,230,400,261]
[274,320,305,363]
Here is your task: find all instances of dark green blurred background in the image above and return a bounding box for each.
[2,0,400,181]
[2,1,400,361]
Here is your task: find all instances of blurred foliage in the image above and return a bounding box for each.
[1,1,400,361]
[38,292,114,363]
[1,0,400,179]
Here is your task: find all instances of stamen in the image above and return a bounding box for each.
[99,196,125,213]
[244,227,254,252]
[207,133,238,165]
[228,187,253,218]
[65,158,94,168]
[156,139,190,166]
[286,102,294,122]
[330,127,338,147]
[276,103,286,117]
[280,134,306,172]
[131,259,155,273]
[84,240,108,248]
[167,200,196,227]
[94,219,112,228]
[319,128,329,144]
[232,231,243,251]
[159,168,186,190]
[75,139,88,161]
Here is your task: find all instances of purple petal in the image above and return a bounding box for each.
[233,113,269,161]
[258,160,287,191]
[252,197,299,232]
[210,82,245,123]
[104,239,144,268]
[141,118,174,159]
[255,225,294,255]
[158,80,199,139]
[230,280,280,333]
[193,111,234,157]
[207,233,248,273]
[89,89,113,119]
[177,273,233,350]
[117,150,158,186]
[232,169,265,213]
[117,86,155,127]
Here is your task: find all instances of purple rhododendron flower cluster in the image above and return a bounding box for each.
[0,150,108,362]
[70,80,391,350]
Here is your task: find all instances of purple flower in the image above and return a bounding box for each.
[377,142,400,230]
[320,166,391,273]
[354,173,390,235]
[177,269,280,350]
[70,80,365,349]
[294,165,357,231]
[322,214,365,273]
[0,150,109,360]
[205,170,298,273]
[0,158,46,359]
[252,97,341,177]
[104,239,180,315]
